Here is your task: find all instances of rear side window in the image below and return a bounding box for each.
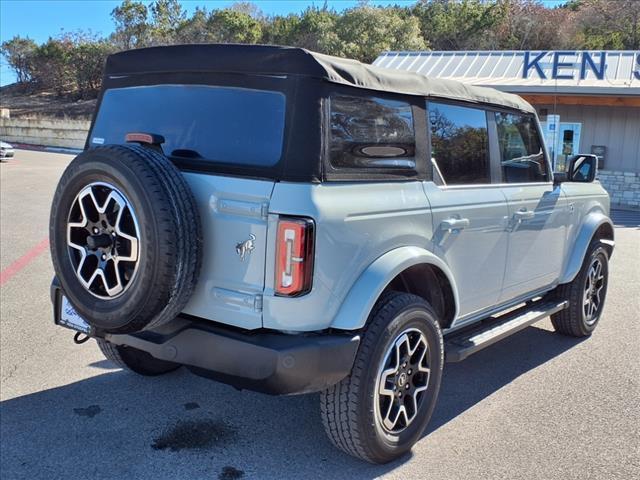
[329,95,415,170]
[495,112,548,183]
[90,85,286,167]
[428,102,490,185]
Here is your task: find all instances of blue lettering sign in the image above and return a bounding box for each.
[523,51,547,79]
[635,53,640,80]
[552,51,575,80]
[580,51,606,80]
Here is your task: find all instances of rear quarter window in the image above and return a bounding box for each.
[329,95,416,171]
[90,85,286,167]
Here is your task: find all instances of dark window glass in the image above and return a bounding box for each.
[496,112,548,183]
[330,95,415,169]
[428,102,489,185]
[90,85,286,167]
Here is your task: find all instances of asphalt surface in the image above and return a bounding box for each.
[1,149,639,480]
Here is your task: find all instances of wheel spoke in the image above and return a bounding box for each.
[66,182,140,299]
[376,327,431,434]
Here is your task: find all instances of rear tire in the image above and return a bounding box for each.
[551,240,609,337]
[320,291,444,464]
[97,339,180,376]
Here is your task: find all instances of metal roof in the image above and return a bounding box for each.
[373,50,640,96]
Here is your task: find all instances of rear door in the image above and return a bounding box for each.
[495,112,569,302]
[181,175,274,329]
[425,101,510,321]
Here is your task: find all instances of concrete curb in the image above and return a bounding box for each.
[13,143,82,155]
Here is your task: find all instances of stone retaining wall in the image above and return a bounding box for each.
[597,170,640,210]
[0,117,90,149]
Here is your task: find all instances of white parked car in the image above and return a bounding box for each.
[0,141,15,158]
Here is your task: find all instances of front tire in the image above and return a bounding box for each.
[320,292,444,464]
[551,240,609,337]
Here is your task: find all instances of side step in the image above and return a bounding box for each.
[445,299,568,362]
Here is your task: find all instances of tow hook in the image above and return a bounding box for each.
[73,331,91,345]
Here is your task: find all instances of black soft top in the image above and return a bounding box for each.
[104,44,535,113]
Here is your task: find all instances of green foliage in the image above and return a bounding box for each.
[413,0,506,50]
[70,40,114,98]
[575,0,640,50]
[336,6,427,62]
[208,9,263,44]
[3,0,635,99]
[29,38,75,94]
[175,7,211,43]
[1,36,37,84]
[149,0,187,45]
[110,0,148,49]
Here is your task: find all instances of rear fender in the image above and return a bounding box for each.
[331,246,459,331]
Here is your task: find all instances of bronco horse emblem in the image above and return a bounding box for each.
[235,234,256,261]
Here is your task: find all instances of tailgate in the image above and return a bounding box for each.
[181,173,275,329]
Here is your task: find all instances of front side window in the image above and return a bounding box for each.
[496,112,548,183]
[90,85,286,167]
[428,102,490,185]
[330,95,415,170]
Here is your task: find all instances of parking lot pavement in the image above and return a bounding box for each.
[1,149,639,480]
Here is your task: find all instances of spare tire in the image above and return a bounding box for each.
[49,144,202,334]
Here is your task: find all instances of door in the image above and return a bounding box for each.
[425,102,510,320]
[556,122,582,171]
[181,174,274,330]
[495,112,569,302]
[88,82,288,330]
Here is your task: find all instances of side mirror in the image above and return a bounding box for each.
[567,154,598,183]
[553,171,568,186]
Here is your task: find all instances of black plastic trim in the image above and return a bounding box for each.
[51,280,359,395]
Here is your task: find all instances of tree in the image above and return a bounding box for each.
[29,38,75,94]
[412,0,506,50]
[229,2,264,20]
[70,40,113,98]
[262,14,302,46]
[335,6,427,63]
[573,0,640,49]
[148,0,187,45]
[175,7,212,43]
[294,7,340,53]
[494,0,576,50]
[111,0,148,50]
[207,9,263,44]
[1,36,37,84]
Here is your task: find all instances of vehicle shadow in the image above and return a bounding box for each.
[0,324,583,480]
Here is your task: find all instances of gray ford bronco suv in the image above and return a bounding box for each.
[49,44,614,463]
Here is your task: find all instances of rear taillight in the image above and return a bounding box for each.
[275,217,314,296]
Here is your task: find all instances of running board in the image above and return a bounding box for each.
[445,299,568,363]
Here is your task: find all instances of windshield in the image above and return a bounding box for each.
[89,84,286,167]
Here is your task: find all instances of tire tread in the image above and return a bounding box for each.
[320,291,442,463]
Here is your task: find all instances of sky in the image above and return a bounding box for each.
[0,0,567,86]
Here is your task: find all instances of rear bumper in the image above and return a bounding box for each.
[51,280,359,395]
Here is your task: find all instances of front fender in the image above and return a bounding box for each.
[330,246,459,331]
[559,211,614,284]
